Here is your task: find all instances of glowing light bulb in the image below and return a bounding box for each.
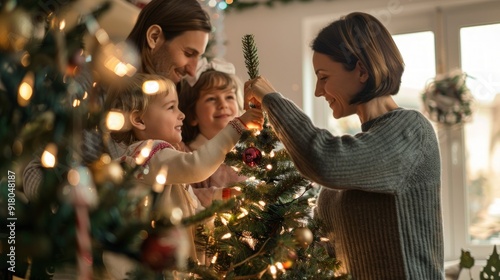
[270,151,275,157]
[41,143,57,168]
[221,233,231,239]
[106,111,125,131]
[136,140,153,165]
[211,253,218,264]
[59,20,66,30]
[142,80,160,94]
[269,265,277,278]
[170,207,183,225]
[18,72,34,107]
[72,99,80,107]
[266,164,273,170]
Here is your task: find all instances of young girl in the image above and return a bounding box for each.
[178,58,246,207]
[103,73,262,276]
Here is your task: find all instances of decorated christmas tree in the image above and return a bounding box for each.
[0,1,344,278]
[183,35,347,280]
[0,1,218,279]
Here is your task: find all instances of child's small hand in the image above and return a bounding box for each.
[239,108,264,130]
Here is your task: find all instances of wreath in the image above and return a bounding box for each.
[421,69,474,125]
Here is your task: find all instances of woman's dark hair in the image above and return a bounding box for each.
[311,12,404,104]
[178,70,238,144]
[127,0,212,74]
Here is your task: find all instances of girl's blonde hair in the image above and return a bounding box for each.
[104,73,177,145]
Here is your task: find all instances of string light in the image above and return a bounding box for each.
[136,140,153,165]
[211,253,218,264]
[221,233,232,239]
[237,207,249,219]
[18,71,34,107]
[266,164,273,170]
[269,264,277,278]
[153,166,168,193]
[170,207,183,225]
[142,80,160,94]
[59,19,66,30]
[105,111,125,131]
[41,143,57,168]
[72,99,80,107]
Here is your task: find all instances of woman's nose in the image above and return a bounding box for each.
[185,58,198,77]
[314,86,323,97]
[179,111,185,120]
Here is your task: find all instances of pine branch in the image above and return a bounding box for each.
[242,34,260,79]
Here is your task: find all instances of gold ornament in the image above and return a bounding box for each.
[0,8,33,52]
[294,227,313,249]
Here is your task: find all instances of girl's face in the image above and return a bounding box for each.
[192,85,239,140]
[140,91,185,144]
[312,52,368,119]
[151,30,209,84]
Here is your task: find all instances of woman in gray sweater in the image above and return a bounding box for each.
[244,12,444,280]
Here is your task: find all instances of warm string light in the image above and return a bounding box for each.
[41,143,57,168]
[135,140,153,165]
[17,71,34,107]
[269,264,277,278]
[153,166,167,193]
[237,207,248,219]
[105,111,126,131]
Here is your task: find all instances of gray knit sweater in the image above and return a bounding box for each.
[262,93,444,280]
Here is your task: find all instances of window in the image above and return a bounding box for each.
[460,23,500,246]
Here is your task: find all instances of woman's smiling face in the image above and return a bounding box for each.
[312,52,367,119]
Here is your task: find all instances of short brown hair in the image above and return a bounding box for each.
[127,0,212,75]
[104,73,177,145]
[311,12,404,104]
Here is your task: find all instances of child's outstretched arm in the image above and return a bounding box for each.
[143,108,263,185]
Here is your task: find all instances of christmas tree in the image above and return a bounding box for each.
[0,1,214,279]
[183,35,347,280]
[0,1,345,278]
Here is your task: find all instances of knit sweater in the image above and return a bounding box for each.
[262,93,444,280]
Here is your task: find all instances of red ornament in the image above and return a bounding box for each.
[140,228,185,271]
[243,147,262,167]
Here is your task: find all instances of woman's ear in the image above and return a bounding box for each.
[130,110,146,130]
[356,61,369,83]
[146,24,163,50]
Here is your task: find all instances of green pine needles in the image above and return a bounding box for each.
[242,34,260,79]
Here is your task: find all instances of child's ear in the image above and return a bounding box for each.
[190,118,198,126]
[146,24,163,50]
[130,110,146,130]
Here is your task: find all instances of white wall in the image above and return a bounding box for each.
[223,0,493,110]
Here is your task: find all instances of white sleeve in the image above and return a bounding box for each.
[144,124,241,185]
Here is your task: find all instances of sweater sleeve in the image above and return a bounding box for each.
[262,93,424,193]
[145,123,241,185]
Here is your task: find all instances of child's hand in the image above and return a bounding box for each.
[238,108,264,130]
